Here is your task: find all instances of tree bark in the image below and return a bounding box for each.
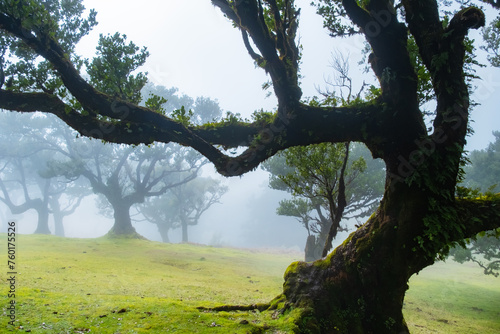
[277,178,430,333]
[107,201,138,237]
[274,157,500,333]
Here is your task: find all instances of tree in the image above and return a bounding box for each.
[0,112,89,235]
[263,55,385,261]
[0,154,52,234]
[139,176,228,243]
[263,142,383,261]
[449,131,500,276]
[463,131,500,192]
[51,138,204,237]
[449,225,500,276]
[1,1,500,332]
[482,10,500,66]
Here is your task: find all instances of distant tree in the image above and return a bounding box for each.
[139,176,227,243]
[263,142,383,261]
[449,132,500,276]
[463,131,500,193]
[49,137,204,237]
[0,113,89,235]
[482,14,500,66]
[0,155,52,234]
[450,226,500,277]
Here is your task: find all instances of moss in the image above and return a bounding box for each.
[104,230,147,240]
[283,260,306,278]
[5,234,302,333]
[285,307,321,334]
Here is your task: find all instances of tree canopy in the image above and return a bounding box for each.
[263,142,384,260]
[1,0,500,333]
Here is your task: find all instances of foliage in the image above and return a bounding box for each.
[0,0,96,94]
[482,15,500,66]
[85,32,149,104]
[144,93,167,115]
[311,0,358,37]
[1,234,301,333]
[263,142,383,259]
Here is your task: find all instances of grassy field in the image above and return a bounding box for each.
[1,234,499,333]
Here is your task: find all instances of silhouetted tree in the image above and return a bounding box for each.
[139,176,227,243]
[0,112,89,235]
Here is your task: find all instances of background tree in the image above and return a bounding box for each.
[139,176,228,243]
[2,1,500,332]
[0,112,89,235]
[263,142,383,261]
[449,131,500,276]
[482,7,500,66]
[50,138,204,237]
[463,131,500,192]
[450,224,500,276]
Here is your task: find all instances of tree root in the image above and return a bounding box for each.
[197,303,271,312]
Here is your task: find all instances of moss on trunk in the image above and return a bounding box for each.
[274,177,436,333]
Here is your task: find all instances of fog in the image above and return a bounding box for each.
[1,0,499,255]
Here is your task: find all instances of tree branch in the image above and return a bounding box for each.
[212,0,302,107]
[456,195,500,240]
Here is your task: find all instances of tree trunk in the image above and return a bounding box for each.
[108,201,138,236]
[181,218,188,243]
[157,223,171,243]
[304,235,318,262]
[34,205,51,234]
[276,175,435,333]
[50,199,65,237]
[53,213,65,237]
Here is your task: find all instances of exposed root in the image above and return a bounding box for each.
[197,303,271,312]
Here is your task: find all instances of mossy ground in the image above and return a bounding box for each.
[1,234,499,333]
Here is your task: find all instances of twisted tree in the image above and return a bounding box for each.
[1,0,500,332]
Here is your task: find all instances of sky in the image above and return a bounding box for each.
[75,0,500,149]
[3,1,500,249]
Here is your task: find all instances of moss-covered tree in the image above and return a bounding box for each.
[1,0,500,332]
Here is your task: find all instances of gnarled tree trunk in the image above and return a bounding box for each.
[274,155,500,333]
[107,200,138,237]
[33,204,51,235]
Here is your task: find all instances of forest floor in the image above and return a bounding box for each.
[1,234,499,333]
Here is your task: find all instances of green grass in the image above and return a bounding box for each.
[1,234,499,333]
[404,261,500,333]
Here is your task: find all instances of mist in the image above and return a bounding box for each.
[1,0,499,254]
